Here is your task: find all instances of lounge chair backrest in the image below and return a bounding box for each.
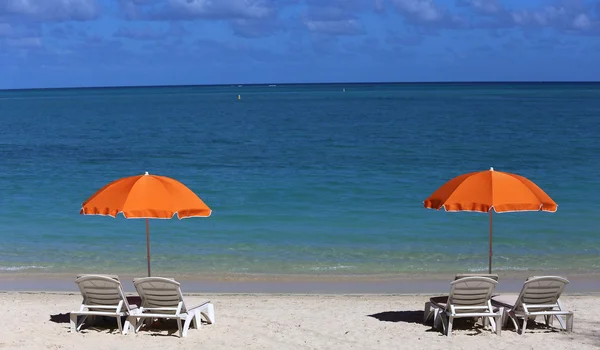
[513,276,569,312]
[455,273,499,281]
[75,275,131,313]
[447,276,497,314]
[76,274,120,281]
[133,277,187,314]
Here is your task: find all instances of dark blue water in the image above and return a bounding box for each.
[0,83,599,276]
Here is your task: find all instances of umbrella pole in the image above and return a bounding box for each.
[489,211,493,274]
[146,218,151,277]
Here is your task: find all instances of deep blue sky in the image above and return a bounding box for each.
[1,0,599,89]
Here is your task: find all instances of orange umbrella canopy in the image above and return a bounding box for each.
[423,167,557,273]
[80,172,211,277]
[423,167,557,213]
[81,172,212,219]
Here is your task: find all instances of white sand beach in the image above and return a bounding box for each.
[0,291,598,350]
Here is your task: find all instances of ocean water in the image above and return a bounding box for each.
[0,83,599,277]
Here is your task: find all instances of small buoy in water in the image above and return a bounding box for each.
[343,88,346,92]
[238,94,241,100]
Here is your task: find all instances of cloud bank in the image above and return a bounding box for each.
[1,0,598,88]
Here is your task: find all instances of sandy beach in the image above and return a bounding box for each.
[0,291,598,350]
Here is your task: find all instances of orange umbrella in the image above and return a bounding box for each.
[80,172,211,276]
[423,167,557,273]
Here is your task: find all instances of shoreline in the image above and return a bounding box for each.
[3,271,599,294]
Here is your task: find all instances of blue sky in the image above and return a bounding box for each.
[0,0,599,89]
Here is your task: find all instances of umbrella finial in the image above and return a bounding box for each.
[145,171,149,175]
[490,167,494,171]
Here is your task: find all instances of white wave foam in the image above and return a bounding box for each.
[310,265,355,271]
[0,265,49,271]
[466,265,558,272]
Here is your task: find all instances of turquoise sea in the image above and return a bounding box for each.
[0,83,599,277]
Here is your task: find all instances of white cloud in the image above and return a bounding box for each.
[373,0,385,12]
[572,13,591,31]
[7,37,42,48]
[305,19,364,35]
[0,0,100,21]
[165,0,274,19]
[510,4,596,32]
[391,0,444,22]
[463,0,502,15]
[0,22,11,36]
[511,6,568,26]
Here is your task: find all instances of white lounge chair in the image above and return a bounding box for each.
[423,273,498,324]
[133,277,215,337]
[425,276,502,337]
[491,276,573,334]
[70,274,138,335]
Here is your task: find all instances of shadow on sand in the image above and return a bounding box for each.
[367,310,509,336]
[368,310,424,324]
[368,309,569,336]
[48,312,121,334]
[49,313,71,324]
[49,296,144,334]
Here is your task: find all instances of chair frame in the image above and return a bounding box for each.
[424,276,503,337]
[494,276,573,334]
[133,277,215,337]
[70,275,139,335]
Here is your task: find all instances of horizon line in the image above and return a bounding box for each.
[2,80,600,92]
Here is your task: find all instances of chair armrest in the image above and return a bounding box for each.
[82,305,122,309]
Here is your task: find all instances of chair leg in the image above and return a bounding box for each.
[193,311,200,329]
[488,316,496,331]
[566,314,573,332]
[434,310,442,331]
[201,304,215,324]
[70,314,78,333]
[495,315,502,335]
[437,311,446,335]
[177,318,183,338]
[520,316,527,335]
[423,302,431,324]
[135,317,146,333]
[116,316,123,334]
[556,299,569,330]
[76,315,88,331]
[447,316,454,337]
[123,316,134,335]
[506,311,519,333]
[183,315,194,337]
[555,314,567,330]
